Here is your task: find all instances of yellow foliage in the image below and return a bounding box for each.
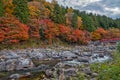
[77,16,83,29]
[67,8,73,13]
[108,28,120,38]
[28,5,40,19]
[91,32,101,40]
[3,0,14,15]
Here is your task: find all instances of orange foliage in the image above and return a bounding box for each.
[91,32,101,40]
[58,24,89,44]
[91,28,120,41]
[58,24,71,42]
[108,28,120,38]
[59,24,71,35]
[96,28,107,35]
[28,1,51,19]
[92,28,107,40]
[0,16,29,43]
[3,0,14,15]
[40,19,59,44]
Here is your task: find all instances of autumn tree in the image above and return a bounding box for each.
[27,19,40,38]
[77,16,83,29]
[0,0,5,17]
[3,0,14,15]
[91,28,107,40]
[91,32,101,41]
[39,19,59,44]
[58,24,71,42]
[13,0,30,23]
[28,1,41,19]
[108,28,120,38]
[0,16,29,43]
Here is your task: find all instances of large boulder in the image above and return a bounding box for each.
[60,51,78,60]
[77,57,90,63]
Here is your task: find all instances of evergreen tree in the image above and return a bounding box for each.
[51,4,66,24]
[39,27,45,40]
[13,0,30,23]
[71,13,78,29]
[0,0,5,17]
[79,12,96,32]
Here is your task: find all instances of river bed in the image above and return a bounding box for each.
[0,43,116,80]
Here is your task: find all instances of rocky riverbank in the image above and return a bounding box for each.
[0,42,117,80]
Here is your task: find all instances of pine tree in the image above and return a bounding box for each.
[0,0,5,17]
[13,0,30,23]
[51,4,66,24]
[71,13,78,29]
[81,14,96,32]
[39,27,45,40]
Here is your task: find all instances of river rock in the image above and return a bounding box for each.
[60,51,78,60]
[55,62,65,68]
[16,58,34,70]
[9,73,21,79]
[37,64,49,71]
[92,73,98,78]
[98,53,104,58]
[82,67,92,76]
[45,69,54,78]
[77,57,89,63]
[82,52,92,57]
[0,62,6,71]
[27,49,47,60]
[64,68,78,77]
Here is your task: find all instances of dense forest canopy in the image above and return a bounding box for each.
[0,0,120,45]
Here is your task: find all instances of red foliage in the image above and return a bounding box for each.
[100,38,120,42]
[9,40,19,43]
[40,19,59,44]
[58,24,72,42]
[0,16,29,43]
[92,28,108,40]
[59,24,71,34]
[58,24,89,44]
[71,29,89,44]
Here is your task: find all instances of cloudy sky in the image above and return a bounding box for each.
[46,0,120,18]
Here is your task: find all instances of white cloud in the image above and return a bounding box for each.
[105,7,120,15]
[64,0,102,7]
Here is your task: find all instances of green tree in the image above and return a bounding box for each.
[51,4,66,24]
[39,27,45,40]
[0,0,5,17]
[71,13,78,29]
[13,0,30,23]
[82,14,96,32]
